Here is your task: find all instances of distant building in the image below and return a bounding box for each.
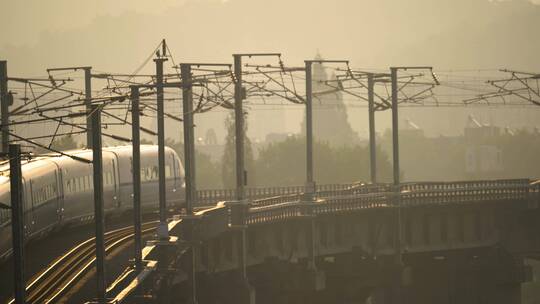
[401,118,424,138]
[464,115,503,176]
[300,53,359,147]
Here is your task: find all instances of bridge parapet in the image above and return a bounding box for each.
[187,179,540,231]
[401,179,531,206]
[111,179,540,303]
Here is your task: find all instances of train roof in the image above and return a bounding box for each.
[0,145,167,177]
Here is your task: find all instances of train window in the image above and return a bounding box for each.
[145,168,151,181]
[140,166,163,182]
[32,184,55,206]
[68,179,73,193]
[151,166,157,180]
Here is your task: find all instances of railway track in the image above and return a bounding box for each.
[7,221,157,304]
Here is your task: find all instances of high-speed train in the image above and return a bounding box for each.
[0,145,185,261]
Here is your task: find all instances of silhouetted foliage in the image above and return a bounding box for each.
[50,135,78,151]
[381,127,540,182]
[166,138,223,189]
[140,138,154,145]
[221,113,256,188]
[254,136,392,186]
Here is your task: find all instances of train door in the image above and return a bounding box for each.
[111,158,120,208]
[23,177,34,237]
[170,153,181,207]
[171,153,178,193]
[56,168,64,224]
[30,173,60,234]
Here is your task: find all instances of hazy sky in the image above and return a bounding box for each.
[2,0,540,143]
[2,0,540,75]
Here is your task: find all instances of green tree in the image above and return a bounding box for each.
[166,138,223,189]
[50,135,78,151]
[221,112,256,188]
[254,135,392,187]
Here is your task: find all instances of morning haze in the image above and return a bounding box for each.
[2,0,540,177]
[1,1,540,303]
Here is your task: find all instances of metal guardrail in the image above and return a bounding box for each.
[246,179,534,224]
[195,184,372,206]
[193,179,537,227]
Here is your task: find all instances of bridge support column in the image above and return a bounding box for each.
[252,257,325,304]
[228,199,256,304]
[152,238,179,304]
[366,259,404,304]
[318,250,390,304]
[390,249,530,304]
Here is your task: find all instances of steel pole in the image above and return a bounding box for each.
[305,61,314,195]
[131,86,142,270]
[91,104,106,303]
[9,144,25,304]
[368,74,377,184]
[84,68,93,149]
[304,61,319,272]
[233,55,249,281]
[1,61,9,154]
[391,68,400,186]
[181,65,196,214]
[233,55,245,200]
[181,64,198,304]
[390,68,403,302]
[155,58,169,239]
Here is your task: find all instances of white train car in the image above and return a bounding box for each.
[0,145,185,261]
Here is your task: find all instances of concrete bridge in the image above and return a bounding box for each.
[108,178,540,304]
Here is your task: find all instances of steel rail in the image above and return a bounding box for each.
[8,221,157,304]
